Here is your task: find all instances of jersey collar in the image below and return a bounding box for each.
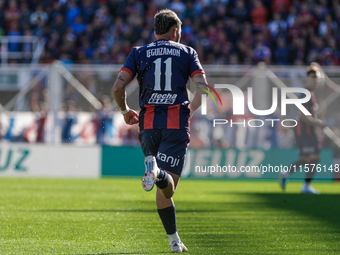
[154,38,170,42]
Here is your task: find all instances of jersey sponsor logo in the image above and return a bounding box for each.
[156,152,180,167]
[146,48,181,58]
[148,92,177,104]
[157,40,173,46]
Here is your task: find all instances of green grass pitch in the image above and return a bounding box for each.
[0,178,340,254]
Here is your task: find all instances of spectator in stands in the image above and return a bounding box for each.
[65,1,81,26]
[30,5,48,27]
[4,0,20,32]
[232,0,248,24]
[271,0,290,14]
[96,95,113,145]
[72,16,86,35]
[268,13,288,37]
[274,38,289,64]
[253,41,271,63]
[82,0,95,24]
[250,0,268,30]
[62,100,77,143]
[19,2,31,30]
[318,14,338,37]
[94,4,113,28]
[8,22,21,52]
[52,14,67,37]
[298,3,313,27]
[287,6,298,28]
[168,0,186,19]
[0,0,5,35]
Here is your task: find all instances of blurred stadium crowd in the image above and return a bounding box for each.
[1,0,340,65]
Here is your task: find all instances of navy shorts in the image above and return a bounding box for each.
[138,129,190,176]
[295,127,320,156]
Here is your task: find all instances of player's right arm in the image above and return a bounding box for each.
[112,70,139,125]
[190,73,209,117]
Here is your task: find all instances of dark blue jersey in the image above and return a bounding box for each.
[295,91,320,155]
[296,91,317,138]
[121,39,204,132]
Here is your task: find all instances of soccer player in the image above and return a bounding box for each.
[113,9,207,253]
[279,64,325,194]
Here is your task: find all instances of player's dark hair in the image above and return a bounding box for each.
[153,9,182,35]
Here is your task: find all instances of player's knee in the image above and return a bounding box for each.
[162,185,175,199]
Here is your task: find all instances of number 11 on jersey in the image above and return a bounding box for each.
[153,57,172,91]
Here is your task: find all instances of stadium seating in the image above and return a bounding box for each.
[1,0,339,65]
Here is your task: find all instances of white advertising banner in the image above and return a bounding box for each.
[0,112,136,145]
[0,144,101,177]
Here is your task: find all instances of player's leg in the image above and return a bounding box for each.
[279,156,307,190]
[288,157,308,174]
[156,169,176,199]
[156,171,179,208]
[143,154,179,195]
[279,132,305,190]
[139,130,164,191]
[155,130,189,253]
[305,154,320,183]
[289,132,309,175]
[301,153,320,194]
[301,130,321,194]
[156,171,187,253]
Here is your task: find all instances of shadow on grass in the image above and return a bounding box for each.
[24,208,228,213]
[76,253,169,255]
[17,192,340,254]
[25,209,157,213]
[23,193,340,227]
[204,192,340,231]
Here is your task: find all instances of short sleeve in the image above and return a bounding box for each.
[189,48,205,78]
[121,48,137,81]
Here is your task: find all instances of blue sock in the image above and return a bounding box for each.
[156,169,170,189]
[157,205,177,235]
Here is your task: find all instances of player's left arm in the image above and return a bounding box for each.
[112,70,139,125]
[190,73,209,117]
[188,47,208,117]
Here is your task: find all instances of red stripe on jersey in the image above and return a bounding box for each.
[144,105,155,129]
[167,105,180,129]
[296,122,301,136]
[191,69,205,78]
[307,124,311,136]
[121,68,133,81]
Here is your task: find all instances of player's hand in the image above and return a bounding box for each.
[123,109,139,125]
